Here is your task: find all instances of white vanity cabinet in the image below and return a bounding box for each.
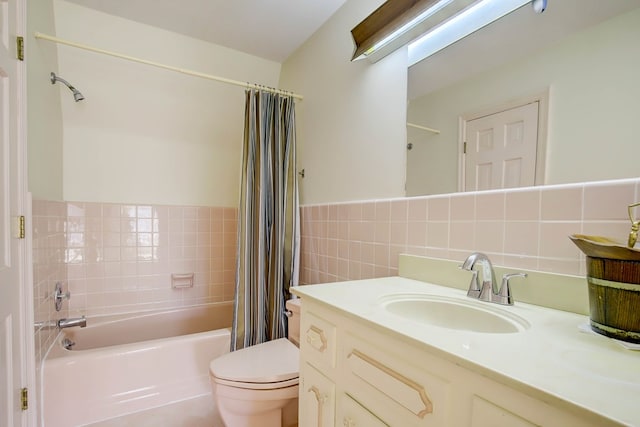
[298,298,612,427]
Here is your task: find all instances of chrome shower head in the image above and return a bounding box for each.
[50,72,85,102]
[72,88,84,102]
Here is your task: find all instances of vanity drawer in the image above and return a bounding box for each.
[301,310,337,370]
[342,334,451,426]
[338,393,388,427]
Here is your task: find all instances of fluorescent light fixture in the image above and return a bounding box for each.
[408,0,531,66]
[362,0,455,58]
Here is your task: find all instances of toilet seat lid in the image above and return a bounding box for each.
[210,338,299,384]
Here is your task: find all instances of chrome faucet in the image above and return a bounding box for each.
[460,253,526,305]
[57,316,86,329]
[461,252,498,300]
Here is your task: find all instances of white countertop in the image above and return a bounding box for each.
[292,277,640,426]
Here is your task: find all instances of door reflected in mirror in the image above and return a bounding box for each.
[406,0,640,196]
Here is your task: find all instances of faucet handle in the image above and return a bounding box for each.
[54,282,71,312]
[497,272,527,305]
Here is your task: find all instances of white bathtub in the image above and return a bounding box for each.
[42,302,233,427]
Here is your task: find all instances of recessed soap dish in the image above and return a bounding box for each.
[171,273,194,289]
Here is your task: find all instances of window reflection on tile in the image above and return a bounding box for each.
[121,232,137,247]
[66,248,84,263]
[138,205,153,218]
[122,218,137,233]
[137,219,153,233]
[137,247,153,261]
[67,202,85,217]
[67,232,85,247]
[121,205,137,218]
[66,217,85,232]
[137,233,153,247]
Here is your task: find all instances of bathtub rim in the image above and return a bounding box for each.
[69,300,233,327]
[45,301,233,359]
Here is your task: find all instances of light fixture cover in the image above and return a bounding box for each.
[350,0,476,63]
[408,0,531,66]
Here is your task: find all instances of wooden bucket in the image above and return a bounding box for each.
[570,234,640,344]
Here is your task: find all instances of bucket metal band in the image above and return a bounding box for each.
[587,277,640,292]
[590,319,640,341]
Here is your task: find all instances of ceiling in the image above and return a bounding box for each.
[63,0,349,63]
[61,0,640,97]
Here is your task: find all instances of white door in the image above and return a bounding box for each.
[464,102,539,191]
[0,0,28,425]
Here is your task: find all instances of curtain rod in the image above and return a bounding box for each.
[34,32,304,101]
[407,122,440,134]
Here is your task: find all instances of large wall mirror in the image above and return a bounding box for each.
[406,0,640,196]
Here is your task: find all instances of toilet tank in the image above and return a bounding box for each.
[285,298,301,347]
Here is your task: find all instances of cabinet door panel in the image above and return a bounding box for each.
[300,363,335,427]
[339,394,388,427]
[471,396,538,427]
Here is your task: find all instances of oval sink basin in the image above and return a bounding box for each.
[380,294,529,334]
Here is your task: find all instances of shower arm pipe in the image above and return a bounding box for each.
[34,32,304,101]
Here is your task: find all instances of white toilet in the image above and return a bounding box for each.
[210,299,301,427]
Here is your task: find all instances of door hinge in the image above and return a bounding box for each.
[21,388,28,411]
[19,215,25,239]
[16,36,24,61]
[463,141,467,154]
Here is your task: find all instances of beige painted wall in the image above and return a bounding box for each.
[53,0,282,207]
[36,0,411,208]
[407,7,640,196]
[27,0,64,201]
[280,0,408,205]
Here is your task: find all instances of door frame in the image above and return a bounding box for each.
[14,0,36,424]
[457,89,549,192]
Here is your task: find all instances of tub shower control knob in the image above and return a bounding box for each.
[53,282,71,312]
[62,338,76,350]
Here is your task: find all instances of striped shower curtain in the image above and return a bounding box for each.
[231,89,300,351]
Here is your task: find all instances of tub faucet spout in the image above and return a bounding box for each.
[57,316,86,329]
